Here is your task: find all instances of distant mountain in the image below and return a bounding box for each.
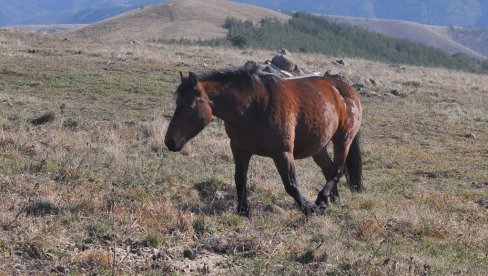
[0,0,166,26]
[234,0,488,28]
[2,0,487,59]
[2,0,487,28]
[324,15,487,59]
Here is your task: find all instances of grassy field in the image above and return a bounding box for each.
[0,30,487,275]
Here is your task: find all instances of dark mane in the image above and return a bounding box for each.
[176,61,277,99]
[204,61,278,84]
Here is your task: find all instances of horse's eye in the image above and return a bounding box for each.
[188,103,196,110]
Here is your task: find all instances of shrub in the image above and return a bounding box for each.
[63,118,78,130]
[230,35,248,49]
[30,111,55,126]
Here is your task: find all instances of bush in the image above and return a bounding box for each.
[63,118,78,130]
[30,111,55,126]
[230,35,248,49]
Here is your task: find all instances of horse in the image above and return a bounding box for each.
[164,61,363,216]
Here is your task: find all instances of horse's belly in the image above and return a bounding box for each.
[293,118,337,159]
[293,133,330,159]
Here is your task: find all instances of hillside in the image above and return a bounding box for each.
[234,0,488,28]
[4,0,487,61]
[66,0,290,42]
[448,26,488,58]
[325,15,487,59]
[0,29,487,274]
[220,14,488,73]
[3,0,488,28]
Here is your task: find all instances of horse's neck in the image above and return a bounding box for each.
[204,81,255,124]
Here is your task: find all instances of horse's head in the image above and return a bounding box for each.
[164,71,213,152]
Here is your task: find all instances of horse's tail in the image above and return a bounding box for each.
[345,131,364,192]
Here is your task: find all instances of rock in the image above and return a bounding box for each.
[202,235,230,254]
[360,91,378,97]
[464,133,476,139]
[352,83,364,91]
[390,89,400,96]
[333,59,345,65]
[324,70,347,82]
[183,248,197,260]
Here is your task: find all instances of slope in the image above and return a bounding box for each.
[325,15,487,59]
[67,0,290,42]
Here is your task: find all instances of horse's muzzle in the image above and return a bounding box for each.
[164,138,183,152]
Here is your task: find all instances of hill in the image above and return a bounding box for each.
[3,0,487,61]
[234,0,488,28]
[219,14,488,73]
[66,0,290,42]
[0,29,487,274]
[3,0,488,29]
[448,26,488,58]
[324,15,487,59]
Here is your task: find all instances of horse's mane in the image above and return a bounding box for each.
[198,61,276,86]
[177,61,276,99]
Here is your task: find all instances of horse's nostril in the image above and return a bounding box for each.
[165,139,176,151]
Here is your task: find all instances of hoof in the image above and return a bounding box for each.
[316,201,328,211]
[329,194,342,205]
[237,205,250,217]
[315,192,329,208]
[301,200,323,216]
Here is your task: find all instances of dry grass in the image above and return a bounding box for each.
[0,29,487,274]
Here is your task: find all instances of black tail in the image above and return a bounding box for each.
[345,131,364,192]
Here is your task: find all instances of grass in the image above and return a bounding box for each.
[0,30,487,274]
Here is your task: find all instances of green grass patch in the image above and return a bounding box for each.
[194,178,226,199]
[86,223,110,238]
[144,234,167,248]
[0,237,9,252]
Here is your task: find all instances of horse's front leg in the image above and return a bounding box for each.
[231,144,252,217]
[273,152,318,215]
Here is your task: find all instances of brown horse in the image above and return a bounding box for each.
[165,62,363,216]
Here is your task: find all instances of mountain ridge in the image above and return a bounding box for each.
[324,15,487,59]
[3,0,487,59]
[234,0,488,28]
[65,0,289,42]
[2,0,488,28]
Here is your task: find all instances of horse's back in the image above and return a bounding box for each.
[277,76,362,157]
[283,76,358,100]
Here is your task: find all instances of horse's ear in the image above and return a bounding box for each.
[188,71,198,88]
[179,71,185,82]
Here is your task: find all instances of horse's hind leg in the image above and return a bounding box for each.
[273,152,318,215]
[312,148,341,205]
[314,141,350,208]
